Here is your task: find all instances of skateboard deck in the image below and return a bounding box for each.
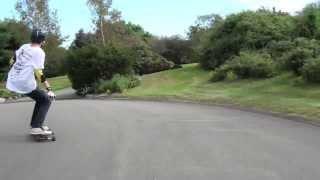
[31,133,56,142]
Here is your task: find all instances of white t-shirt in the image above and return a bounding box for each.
[6,44,45,94]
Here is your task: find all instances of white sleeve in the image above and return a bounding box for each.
[15,45,25,57]
[33,50,45,69]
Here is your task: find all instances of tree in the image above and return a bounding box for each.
[295,2,320,39]
[15,0,60,35]
[187,14,223,62]
[150,36,194,65]
[87,0,113,46]
[66,44,134,92]
[200,10,295,69]
[188,14,222,44]
[109,9,122,22]
[15,0,66,77]
[0,19,30,79]
[125,22,153,42]
[71,29,97,49]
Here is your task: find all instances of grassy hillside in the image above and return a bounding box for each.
[126,64,320,120]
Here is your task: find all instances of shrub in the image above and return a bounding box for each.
[210,65,230,82]
[225,71,238,81]
[280,47,313,75]
[66,45,134,93]
[0,89,15,98]
[150,36,195,65]
[302,57,320,83]
[45,47,67,78]
[268,38,320,74]
[267,40,295,59]
[133,46,174,75]
[200,10,295,70]
[228,51,275,78]
[0,50,12,79]
[211,51,276,81]
[0,73,4,81]
[95,74,141,94]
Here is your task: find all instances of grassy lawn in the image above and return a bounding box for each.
[126,64,320,120]
[46,76,72,91]
[0,76,71,98]
[0,83,13,98]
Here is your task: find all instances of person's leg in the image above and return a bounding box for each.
[25,89,52,128]
[30,100,41,127]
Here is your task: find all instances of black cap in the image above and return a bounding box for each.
[31,29,46,44]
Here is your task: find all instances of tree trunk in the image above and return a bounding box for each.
[100,17,106,46]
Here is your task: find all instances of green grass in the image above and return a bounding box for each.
[0,76,71,98]
[46,76,71,91]
[126,64,320,120]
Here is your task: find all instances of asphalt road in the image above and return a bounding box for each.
[0,100,319,180]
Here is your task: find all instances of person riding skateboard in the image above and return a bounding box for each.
[6,29,56,136]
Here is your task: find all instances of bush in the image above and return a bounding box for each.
[210,66,230,82]
[0,89,15,98]
[225,71,238,81]
[200,10,295,70]
[0,73,4,81]
[267,40,295,59]
[211,51,276,81]
[268,38,320,74]
[0,50,12,79]
[133,46,174,75]
[66,45,134,93]
[45,47,67,78]
[302,57,320,83]
[95,74,141,94]
[295,3,320,39]
[228,51,275,78]
[150,36,195,65]
[280,47,313,75]
[71,29,97,49]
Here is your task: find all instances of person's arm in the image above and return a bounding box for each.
[33,49,55,98]
[34,69,55,99]
[34,69,53,91]
[9,53,16,69]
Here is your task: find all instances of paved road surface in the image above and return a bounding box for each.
[0,100,319,180]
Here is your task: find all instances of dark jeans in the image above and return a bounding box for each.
[25,88,52,128]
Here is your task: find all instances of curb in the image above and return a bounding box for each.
[67,93,320,127]
[2,93,319,127]
[119,95,320,127]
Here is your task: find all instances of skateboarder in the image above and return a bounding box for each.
[6,29,56,136]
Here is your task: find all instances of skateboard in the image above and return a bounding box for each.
[31,132,56,142]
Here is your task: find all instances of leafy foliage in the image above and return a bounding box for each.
[302,57,320,83]
[211,51,276,81]
[133,46,174,75]
[200,10,295,70]
[295,2,320,39]
[272,38,320,74]
[0,20,30,78]
[150,36,195,65]
[95,74,141,94]
[15,0,61,35]
[66,44,134,93]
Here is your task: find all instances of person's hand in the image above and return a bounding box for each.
[47,91,56,100]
